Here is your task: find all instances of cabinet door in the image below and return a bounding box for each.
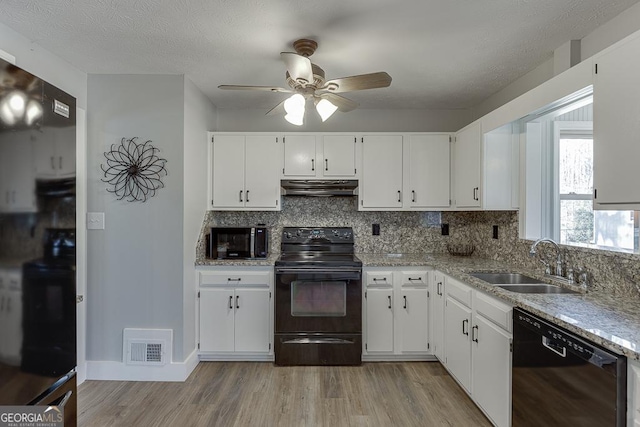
[244,135,281,209]
[283,135,316,176]
[322,135,356,177]
[593,35,640,208]
[212,135,245,208]
[234,288,270,352]
[361,135,403,209]
[407,134,450,208]
[431,272,446,361]
[32,131,58,179]
[444,296,472,392]
[399,288,428,353]
[365,288,394,352]
[454,122,481,208]
[472,314,511,427]
[199,288,235,352]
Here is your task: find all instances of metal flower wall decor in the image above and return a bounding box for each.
[101,137,168,202]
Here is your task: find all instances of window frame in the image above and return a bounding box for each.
[552,121,594,243]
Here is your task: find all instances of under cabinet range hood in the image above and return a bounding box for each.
[281,180,358,196]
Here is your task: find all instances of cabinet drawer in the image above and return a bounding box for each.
[446,277,472,307]
[199,271,270,287]
[474,291,512,332]
[365,272,393,287]
[400,270,428,287]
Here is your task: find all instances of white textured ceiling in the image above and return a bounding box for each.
[0,0,638,111]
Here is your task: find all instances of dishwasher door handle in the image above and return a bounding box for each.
[542,336,567,358]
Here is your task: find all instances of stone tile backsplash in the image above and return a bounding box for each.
[199,197,640,298]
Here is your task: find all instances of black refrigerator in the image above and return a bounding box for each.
[0,58,77,425]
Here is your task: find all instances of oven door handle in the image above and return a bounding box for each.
[542,336,567,358]
[283,337,355,344]
[276,267,362,274]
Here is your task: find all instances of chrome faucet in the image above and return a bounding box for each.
[529,238,563,277]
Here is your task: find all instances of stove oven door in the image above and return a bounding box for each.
[274,267,362,365]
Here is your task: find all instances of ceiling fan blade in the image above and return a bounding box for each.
[265,99,287,116]
[321,72,392,93]
[280,52,314,85]
[217,85,292,93]
[319,93,358,112]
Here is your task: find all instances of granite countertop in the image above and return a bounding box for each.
[195,253,279,267]
[359,252,640,361]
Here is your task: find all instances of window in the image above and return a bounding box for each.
[522,93,639,254]
[555,123,636,251]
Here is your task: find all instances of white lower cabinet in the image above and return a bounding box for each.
[442,273,512,427]
[363,267,430,359]
[430,271,446,361]
[198,267,273,359]
[629,359,640,427]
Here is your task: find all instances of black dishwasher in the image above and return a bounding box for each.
[512,308,626,426]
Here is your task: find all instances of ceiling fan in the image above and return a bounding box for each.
[218,38,392,125]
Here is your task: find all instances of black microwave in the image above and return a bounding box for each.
[210,227,268,259]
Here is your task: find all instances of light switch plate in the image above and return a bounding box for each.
[87,212,105,230]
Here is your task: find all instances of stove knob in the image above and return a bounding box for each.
[296,229,302,236]
[285,232,291,239]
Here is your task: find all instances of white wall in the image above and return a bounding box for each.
[216,108,470,132]
[581,2,640,60]
[0,22,87,109]
[86,74,186,362]
[182,77,216,359]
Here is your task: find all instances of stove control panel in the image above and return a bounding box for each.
[282,227,354,243]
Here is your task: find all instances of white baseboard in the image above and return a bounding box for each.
[86,349,199,382]
[199,353,274,362]
[362,354,437,362]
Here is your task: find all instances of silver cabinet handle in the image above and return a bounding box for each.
[227,277,241,282]
[397,190,401,202]
[311,159,315,171]
[473,187,479,201]
[472,325,479,343]
[373,277,387,282]
[403,295,407,309]
[325,159,328,171]
[229,295,233,309]
[236,295,240,309]
[387,295,392,309]
[239,190,243,202]
[408,277,422,282]
[437,281,442,295]
[412,190,416,203]
[245,190,249,203]
[462,319,469,336]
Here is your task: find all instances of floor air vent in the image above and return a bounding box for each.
[123,328,172,366]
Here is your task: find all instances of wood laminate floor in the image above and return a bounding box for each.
[78,362,492,427]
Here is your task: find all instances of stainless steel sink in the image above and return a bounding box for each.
[496,284,580,294]
[469,272,545,284]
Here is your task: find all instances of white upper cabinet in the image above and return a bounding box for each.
[405,134,451,209]
[360,135,404,209]
[454,121,482,208]
[593,34,640,209]
[453,121,517,210]
[210,133,281,210]
[322,135,357,177]
[283,134,357,178]
[283,134,317,176]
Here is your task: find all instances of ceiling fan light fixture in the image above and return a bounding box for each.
[284,94,305,126]
[315,98,338,122]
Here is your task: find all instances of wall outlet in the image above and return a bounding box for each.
[87,212,105,230]
[441,223,449,236]
[372,224,380,235]
[493,225,499,239]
